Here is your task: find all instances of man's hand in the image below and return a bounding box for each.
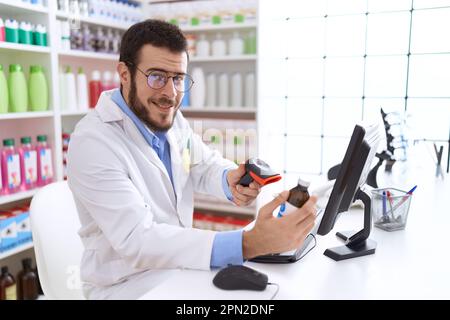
[227,163,262,207]
[242,191,317,259]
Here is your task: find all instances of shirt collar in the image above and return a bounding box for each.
[111,89,168,148]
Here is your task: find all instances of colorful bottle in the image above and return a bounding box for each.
[89,70,102,108]
[19,21,33,45]
[29,65,49,111]
[5,19,19,43]
[1,138,21,194]
[33,24,47,47]
[17,258,39,300]
[19,137,38,191]
[0,18,6,42]
[0,266,17,300]
[0,64,8,114]
[8,64,28,113]
[36,135,53,186]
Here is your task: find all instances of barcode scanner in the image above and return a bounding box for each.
[238,158,282,187]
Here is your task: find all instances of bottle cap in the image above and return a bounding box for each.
[3,138,15,147]
[78,67,84,74]
[22,258,32,269]
[297,177,310,188]
[65,65,72,73]
[21,136,32,144]
[37,135,47,142]
[9,64,23,72]
[92,70,101,81]
[30,65,42,73]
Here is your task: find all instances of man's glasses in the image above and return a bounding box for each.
[131,64,194,93]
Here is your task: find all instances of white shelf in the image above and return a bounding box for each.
[0,242,34,260]
[181,107,256,114]
[0,189,38,206]
[56,11,132,31]
[61,110,90,116]
[0,0,48,14]
[0,42,51,54]
[194,201,256,216]
[190,55,257,62]
[0,111,53,120]
[58,50,119,61]
[181,22,257,32]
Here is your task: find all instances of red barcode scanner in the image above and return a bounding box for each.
[238,158,282,187]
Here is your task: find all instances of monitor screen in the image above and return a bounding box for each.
[317,123,380,236]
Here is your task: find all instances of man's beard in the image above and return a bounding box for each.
[128,78,178,132]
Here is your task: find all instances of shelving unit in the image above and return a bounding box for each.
[58,50,119,61]
[175,10,259,219]
[0,0,48,14]
[55,11,131,31]
[0,242,34,260]
[0,41,51,54]
[0,189,39,206]
[0,111,54,120]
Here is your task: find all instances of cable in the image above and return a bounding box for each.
[297,234,317,261]
[267,282,279,300]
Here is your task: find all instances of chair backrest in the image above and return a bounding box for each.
[30,181,85,300]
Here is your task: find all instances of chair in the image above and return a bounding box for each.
[29,181,85,300]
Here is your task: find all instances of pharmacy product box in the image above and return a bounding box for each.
[0,212,18,253]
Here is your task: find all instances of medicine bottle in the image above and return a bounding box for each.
[17,258,39,300]
[0,266,17,300]
[279,178,310,216]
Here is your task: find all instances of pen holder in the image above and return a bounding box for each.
[371,188,413,231]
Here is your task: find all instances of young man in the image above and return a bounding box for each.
[67,20,317,299]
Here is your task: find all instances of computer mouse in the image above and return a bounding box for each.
[212,265,268,291]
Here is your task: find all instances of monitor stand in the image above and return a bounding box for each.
[323,188,377,261]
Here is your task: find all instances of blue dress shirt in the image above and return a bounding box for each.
[111,90,243,268]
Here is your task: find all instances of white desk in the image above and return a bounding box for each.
[140,165,450,300]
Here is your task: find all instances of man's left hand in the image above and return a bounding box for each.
[227,164,262,206]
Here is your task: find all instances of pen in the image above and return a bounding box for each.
[386,185,417,216]
[382,191,388,222]
[386,190,395,220]
[273,193,286,218]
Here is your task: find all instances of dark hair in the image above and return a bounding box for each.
[119,19,188,76]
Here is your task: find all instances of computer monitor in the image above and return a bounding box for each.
[317,123,381,261]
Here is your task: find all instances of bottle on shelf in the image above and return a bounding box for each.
[105,28,114,54]
[60,20,71,51]
[0,266,17,300]
[5,19,19,44]
[94,27,106,53]
[206,73,217,107]
[0,64,8,114]
[29,65,49,112]
[244,72,255,107]
[19,136,38,191]
[231,72,243,107]
[36,135,54,187]
[76,67,89,110]
[218,73,229,107]
[102,71,114,91]
[89,70,102,108]
[58,0,70,13]
[196,34,210,57]
[19,22,33,45]
[212,33,226,57]
[33,24,48,47]
[70,25,83,50]
[64,66,77,111]
[190,67,206,108]
[245,30,257,54]
[82,24,94,52]
[229,31,244,56]
[1,138,21,195]
[8,64,28,113]
[17,258,39,300]
[0,18,5,42]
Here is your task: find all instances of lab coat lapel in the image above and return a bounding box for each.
[167,129,189,209]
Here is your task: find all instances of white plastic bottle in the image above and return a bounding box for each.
[245,72,255,107]
[228,31,244,56]
[231,73,242,108]
[212,33,226,57]
[196,33,210,57]
[218,73,229,107]
[64,66,77,111]
[190,67,205,108]
[102,71,113,91]
[60,20,71,51]
[206,73,216,107]
[76,67,89,110]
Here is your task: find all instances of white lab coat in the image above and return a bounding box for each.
[67,90,237,299]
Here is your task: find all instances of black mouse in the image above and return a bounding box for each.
[213,265,268,291]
